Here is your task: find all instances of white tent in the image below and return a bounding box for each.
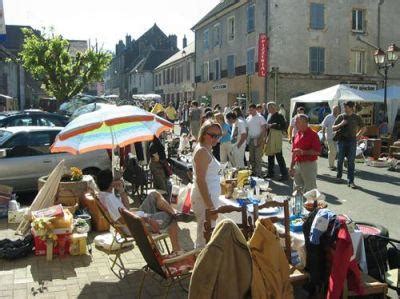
[372,86,400,134]
[290,84,384,122]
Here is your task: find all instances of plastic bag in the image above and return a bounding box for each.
[94,233,133,251]
[175,184,192,214]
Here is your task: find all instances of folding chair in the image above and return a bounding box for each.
[120,208,201,298]
[253,199,309,286]
[94,195,170,278]
[204,205,252,243]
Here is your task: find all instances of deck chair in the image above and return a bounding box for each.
[204,205,252,243]
[120,208,201,298]
[253,199,309,286]
[94,195,170,278]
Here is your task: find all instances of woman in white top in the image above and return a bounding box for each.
[191,120,222,248]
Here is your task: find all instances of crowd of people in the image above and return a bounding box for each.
[101,99,366,249]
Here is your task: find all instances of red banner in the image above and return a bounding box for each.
[258,33,268,77]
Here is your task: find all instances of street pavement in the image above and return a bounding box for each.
[0,139,398,298]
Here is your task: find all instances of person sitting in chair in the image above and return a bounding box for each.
[96,169,182,253]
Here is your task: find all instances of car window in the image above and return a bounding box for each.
[37,117,57,127]
[0,130,13,145]
[8,116,34,126]
[26,131,56,155]
[2,132,28,148]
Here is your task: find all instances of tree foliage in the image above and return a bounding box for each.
[18,29,112,101]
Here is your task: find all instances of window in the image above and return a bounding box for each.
[8,117,34,127]
[202,61,209,81]
[213,24,221,47]
[214,59,221,80]
[352,9,365,32]
[247,48,255,75]
[163,70,166,84]
[186,61,191,81]
[37,118,57,127]
[203,29,209,50]
[227,55,235,77]
[351,50,365,74]
[167,69,170,84]
[309,47,325,74]
[247,4,255,33]
[310,3,325,30]
[228,16,235,41]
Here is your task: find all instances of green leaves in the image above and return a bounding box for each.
[19,28,112,101]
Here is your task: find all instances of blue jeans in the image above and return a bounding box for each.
[337,139,357,183]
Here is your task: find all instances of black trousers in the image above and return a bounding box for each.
[268,151,288,177]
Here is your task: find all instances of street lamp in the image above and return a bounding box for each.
[373,43,400,116]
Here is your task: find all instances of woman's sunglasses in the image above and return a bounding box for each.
[207,132,221,140]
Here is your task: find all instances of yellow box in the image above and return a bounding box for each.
[69,233,88,255]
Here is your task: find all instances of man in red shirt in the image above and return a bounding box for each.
[289,115,321,191]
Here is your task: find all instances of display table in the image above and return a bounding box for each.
[217,195,367,272]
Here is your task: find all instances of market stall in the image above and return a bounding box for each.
[289,84,384,127]
[373,86,400,135]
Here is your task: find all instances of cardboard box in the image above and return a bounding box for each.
[32,230,71,256]
[8,208,28,224]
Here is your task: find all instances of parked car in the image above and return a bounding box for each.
[70,103,116,120]
[0,111,69,128]
[0,126,111,192]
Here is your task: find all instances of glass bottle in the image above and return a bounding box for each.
[292,186,304,216]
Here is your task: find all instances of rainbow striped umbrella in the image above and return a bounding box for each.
[51,105,172,155]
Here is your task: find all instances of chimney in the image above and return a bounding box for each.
[125,34,132,47]
[182,35,187,49]
[168,34,177,50]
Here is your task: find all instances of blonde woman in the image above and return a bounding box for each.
[191,120,222,248]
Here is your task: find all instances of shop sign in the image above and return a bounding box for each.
[258,33,268,77]
[212,83,227,91]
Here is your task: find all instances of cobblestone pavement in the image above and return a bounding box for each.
[0,220,197,299]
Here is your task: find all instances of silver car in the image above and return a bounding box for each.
[0,126,111,192]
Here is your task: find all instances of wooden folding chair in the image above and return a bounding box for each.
[94,194,171,278]
[120,208,201,298]
[253,199,309,286]
[204,205,252,243]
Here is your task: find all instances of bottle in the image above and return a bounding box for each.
[292,186,304,216]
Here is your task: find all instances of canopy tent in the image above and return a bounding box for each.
[290,85,384,119]
[372,86,400,134]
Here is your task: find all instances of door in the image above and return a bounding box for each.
[0,130,60,191]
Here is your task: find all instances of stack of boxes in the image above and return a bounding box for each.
[31,205,89,258]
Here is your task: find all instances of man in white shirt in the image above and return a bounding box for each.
[96,170,182,252]
[226,111,247,168]
[321,105,340,170]
[246,104,267,176]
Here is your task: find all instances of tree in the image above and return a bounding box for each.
[17,28,112,101]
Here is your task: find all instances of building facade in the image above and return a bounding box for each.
[193,0,400,111]
[104,24,178,99]
[0,25,44,109]
[154,41,195,106]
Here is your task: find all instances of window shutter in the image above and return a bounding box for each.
[247,5,255,33]
[311,3,324,30]
[309,47,319,74]
[318,48,325,74]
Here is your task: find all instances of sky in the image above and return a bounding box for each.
[3,0,218,51]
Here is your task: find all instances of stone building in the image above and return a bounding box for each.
[154,39,195,106]
[104,24,179,99]
[0,25,44,109]
[192,0,400,113]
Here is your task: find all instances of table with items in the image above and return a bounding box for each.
[216,181,367,272]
